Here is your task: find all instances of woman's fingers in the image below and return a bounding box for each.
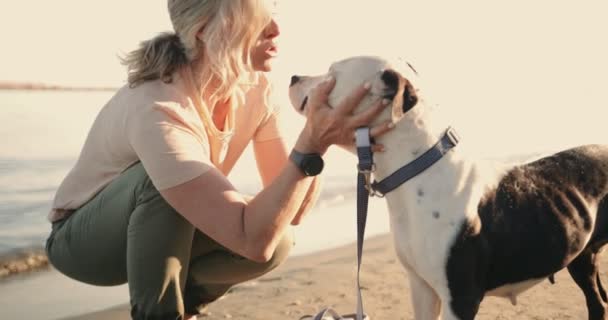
[356,121,394,152]
[349,98,391,127]
[305,80,395,152]
[307,77,336,112]
[372,144,386,152]
[369,121,395,139]
[334,82,372,115]
[345,121,394,152]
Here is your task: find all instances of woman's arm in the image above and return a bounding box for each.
[160,78,393,263]
[253,138,321,225]
[290,176,321,225]
[160,132,317,263]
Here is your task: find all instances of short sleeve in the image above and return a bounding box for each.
[127,104,213,190]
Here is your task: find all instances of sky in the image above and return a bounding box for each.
[1,0,607,157]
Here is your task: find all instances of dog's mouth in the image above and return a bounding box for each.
[300,96,309,111]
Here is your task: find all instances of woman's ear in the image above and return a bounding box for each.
[196,28,205,42]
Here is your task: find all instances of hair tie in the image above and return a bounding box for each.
[167,32,185,53]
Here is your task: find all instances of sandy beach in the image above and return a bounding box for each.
[38,233,598,320]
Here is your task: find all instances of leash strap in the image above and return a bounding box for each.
[302,129,374,320]
[371,127,460,195]
[355,127,373,320]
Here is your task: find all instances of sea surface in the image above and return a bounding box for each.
[0,90,112,259]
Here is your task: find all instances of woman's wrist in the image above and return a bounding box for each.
[294,129,326,155]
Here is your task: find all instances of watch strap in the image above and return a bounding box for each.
[289,149,324,176]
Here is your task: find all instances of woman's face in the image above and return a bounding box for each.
[250,19,280,72]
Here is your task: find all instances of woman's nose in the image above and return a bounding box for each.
[264,19,280,39]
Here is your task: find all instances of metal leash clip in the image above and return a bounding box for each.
[355,127,384,198]
[357,163,375,193]
[357,164,384,198]
[370,186,385,198]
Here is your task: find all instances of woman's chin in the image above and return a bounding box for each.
[253,61,274,72]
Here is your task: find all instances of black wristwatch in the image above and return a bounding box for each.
[289,149,324,176]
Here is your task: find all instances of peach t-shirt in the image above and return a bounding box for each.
[49,68,281,222]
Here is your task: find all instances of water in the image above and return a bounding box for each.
[0,158,72,255]
[0,90,111,258]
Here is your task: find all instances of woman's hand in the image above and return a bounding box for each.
[295,77,395,154]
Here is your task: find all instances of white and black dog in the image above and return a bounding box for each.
[288,56,608,320]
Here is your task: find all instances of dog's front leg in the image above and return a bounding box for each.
[409,273,441,319]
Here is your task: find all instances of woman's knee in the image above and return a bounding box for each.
[242,231,294,276]
[265,231,294,270]
[188,231,293,286]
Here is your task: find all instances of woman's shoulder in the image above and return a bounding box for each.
[108,75,199,131]
[117,76,191,109]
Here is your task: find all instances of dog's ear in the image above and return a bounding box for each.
[402,79,418,114]
[381,69,418,122]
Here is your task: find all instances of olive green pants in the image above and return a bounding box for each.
[46,162,293,320]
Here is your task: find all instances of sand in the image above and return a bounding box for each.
[52,233,604,320]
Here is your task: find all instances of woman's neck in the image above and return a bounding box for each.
[211,99,231,131]
[188,61,231,131]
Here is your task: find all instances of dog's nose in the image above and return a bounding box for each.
[290,75,301,87]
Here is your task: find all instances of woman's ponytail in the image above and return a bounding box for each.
[121,32,188,87]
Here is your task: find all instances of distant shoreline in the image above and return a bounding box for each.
[0,81,118,92]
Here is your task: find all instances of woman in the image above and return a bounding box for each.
[45,1,393,319]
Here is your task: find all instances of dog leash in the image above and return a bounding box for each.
[302,128,373,320]
[354,127,374,320]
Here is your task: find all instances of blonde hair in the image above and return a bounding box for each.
[122,0,273,107]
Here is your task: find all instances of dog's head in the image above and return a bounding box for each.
[288,56,420,126]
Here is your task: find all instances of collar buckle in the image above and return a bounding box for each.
[446,127,460,147]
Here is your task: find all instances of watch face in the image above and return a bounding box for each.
[302,156,324,176]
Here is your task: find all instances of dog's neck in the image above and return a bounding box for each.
[373,104,451,182]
